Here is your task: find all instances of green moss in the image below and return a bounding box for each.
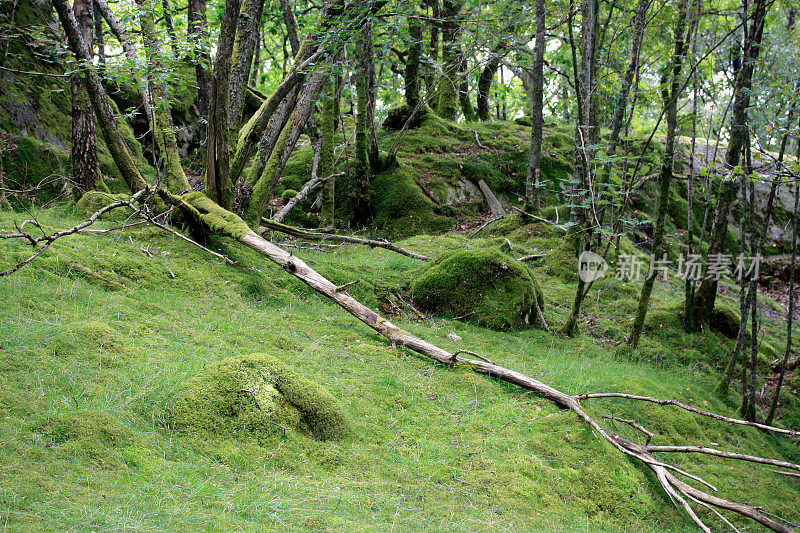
[370,165,453,239]
[173,353,350,441]
[281,189,299,203]
[183,191,252,239]
[38,410,139,469]
[382,104,430,130]
[74,191,131,219]
[411,247,544,330]
[1,136,67,202]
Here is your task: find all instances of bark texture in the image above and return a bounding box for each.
[70,0,98,195]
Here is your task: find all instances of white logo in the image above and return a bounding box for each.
[578,251,608,282]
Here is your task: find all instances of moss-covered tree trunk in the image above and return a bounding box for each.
[205,0,241,208]
[458,52,476,122]
[692,0,769,327]
[476,55,500,122]
[245,72,326,225]
[70,0,98,196]
[628,0,687,349]
[135,0,189,193]
[405,17,423,109]
[229,0,266,134]
[320,78,336,227]
[424,0,439,104]
[435,0,462,121]
[524,0,545,209]
[351,23,375,225]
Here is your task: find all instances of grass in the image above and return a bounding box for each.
[1,203,799,532]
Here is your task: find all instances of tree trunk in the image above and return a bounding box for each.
[95,0,152,119]
[53,0,148,194]
[692,0,770,326]
[524,0,545,209]
[161,0,179,58]
[405,17,423,109]
[351,23,375,225]
[229,0,267,133]
[424,0,439,104]
[70,0,99,196]
[767,177,798,424]
[435,0,462,121]
[458,52,476,122]
[476,56,499,122]
[628,0,688,349]
[320,79,336,227]
[607,0,649,153]
[188,0,211,140]
[204,0,242,208]
[92,0,104,64]
[279,0,301,54]
[136,0,190,193]
[250,27,261,87]
[245,72,326,224]
[561,0,598,337]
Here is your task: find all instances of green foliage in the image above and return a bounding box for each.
[173,353,350,441]
[412,247,544,330]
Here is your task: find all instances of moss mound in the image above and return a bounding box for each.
[382,104,430,130]
[39,410,139,468]
[411,247,544,330]
[174,353,350,441]
[74,191,131,219]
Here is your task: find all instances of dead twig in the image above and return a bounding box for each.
[334,280,359,292]
[259,219,430,261]
[468,214,506,237]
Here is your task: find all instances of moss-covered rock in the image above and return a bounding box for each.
[382,104,430,131]
[370,165,453,239]
[74,191,131,219]
[173,353,351,441]
[411,247,544,330]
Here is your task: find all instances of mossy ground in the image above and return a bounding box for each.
[1,202,799,531]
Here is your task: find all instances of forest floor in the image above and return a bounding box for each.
[1,200,799,531]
